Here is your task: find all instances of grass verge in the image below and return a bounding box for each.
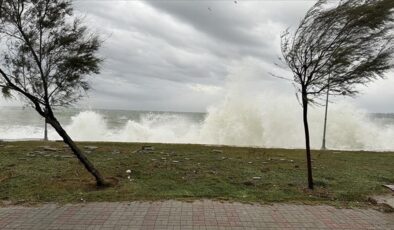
[0,141,393,207]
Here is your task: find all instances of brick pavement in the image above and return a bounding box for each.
[0,200,392,229]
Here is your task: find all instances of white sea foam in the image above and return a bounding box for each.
[1,101,393,151]
[1,62,393,150]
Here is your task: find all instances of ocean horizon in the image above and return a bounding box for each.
[1,106,394,151]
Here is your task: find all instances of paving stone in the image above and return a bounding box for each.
[0,201,392,229]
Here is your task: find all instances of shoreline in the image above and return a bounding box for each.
[2,138,394,152]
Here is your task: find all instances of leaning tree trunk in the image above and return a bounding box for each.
[302,90,314,190]
[45,114,107,187]
[44,118,48,141]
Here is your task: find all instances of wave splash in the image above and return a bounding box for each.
[46,95,393,151]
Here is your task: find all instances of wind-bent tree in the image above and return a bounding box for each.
[281,0,393,189]
[0,0,107,186]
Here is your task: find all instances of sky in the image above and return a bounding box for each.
[1,0,394,113]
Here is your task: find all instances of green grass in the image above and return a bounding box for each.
[0,141,393,207]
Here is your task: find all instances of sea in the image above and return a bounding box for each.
[1,105,394,151]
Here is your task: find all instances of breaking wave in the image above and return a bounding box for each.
[3,96,392,151]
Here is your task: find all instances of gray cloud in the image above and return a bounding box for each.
[2,0,393,113]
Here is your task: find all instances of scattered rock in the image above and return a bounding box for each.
[137,146,154,154]
[142,146,155,151]
[383,184,394,192]
[280,158,286,161]
[112,150,120,155]
[221,157,227,160]
[252,177,261,180]
[212,149,223,154]
[43,146,58,152]
[368,195,394,212]
[184,158,190,160]
[84,146,98,150]
[161,157,167,160]
[248,162,253,164]
[61,156,72,159]
[172,160,179,163]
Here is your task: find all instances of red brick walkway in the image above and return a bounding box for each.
[0,200,392,229]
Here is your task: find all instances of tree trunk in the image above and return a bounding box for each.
[44,118,48,141]
[302,90,314,190]
[45,115,107,187]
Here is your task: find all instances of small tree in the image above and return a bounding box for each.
[281,0,393,189]
[0,0,107,186]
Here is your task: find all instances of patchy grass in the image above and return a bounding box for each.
[0,141,393,207]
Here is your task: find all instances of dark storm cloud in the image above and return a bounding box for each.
[12,0,384,113]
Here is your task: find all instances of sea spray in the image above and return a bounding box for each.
[0,105,393,150]
[66,111,109,141]
[118,113,200,143]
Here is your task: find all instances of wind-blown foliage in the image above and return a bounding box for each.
[281,0,394,189]
[0,0,106,186]
[0,0,101,107]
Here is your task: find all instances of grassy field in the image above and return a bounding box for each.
[0,141,393,207]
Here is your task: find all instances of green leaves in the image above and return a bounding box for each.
[1,84,12,98]
[0,0,102,107]
[281,0,394,100]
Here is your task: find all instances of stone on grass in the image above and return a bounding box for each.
[142,146,155,151]
[112,150,120,155]
[368,195,394,212]
[61,156,72,159]
[212,149,223,153]
[42,146,58,152]
[252,177,261,180]
[84,146,98,150]
[383,184,394,192]
[138,146,155,154]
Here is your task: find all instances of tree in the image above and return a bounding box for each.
[0,0,107,186]
[280,0,394,189]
